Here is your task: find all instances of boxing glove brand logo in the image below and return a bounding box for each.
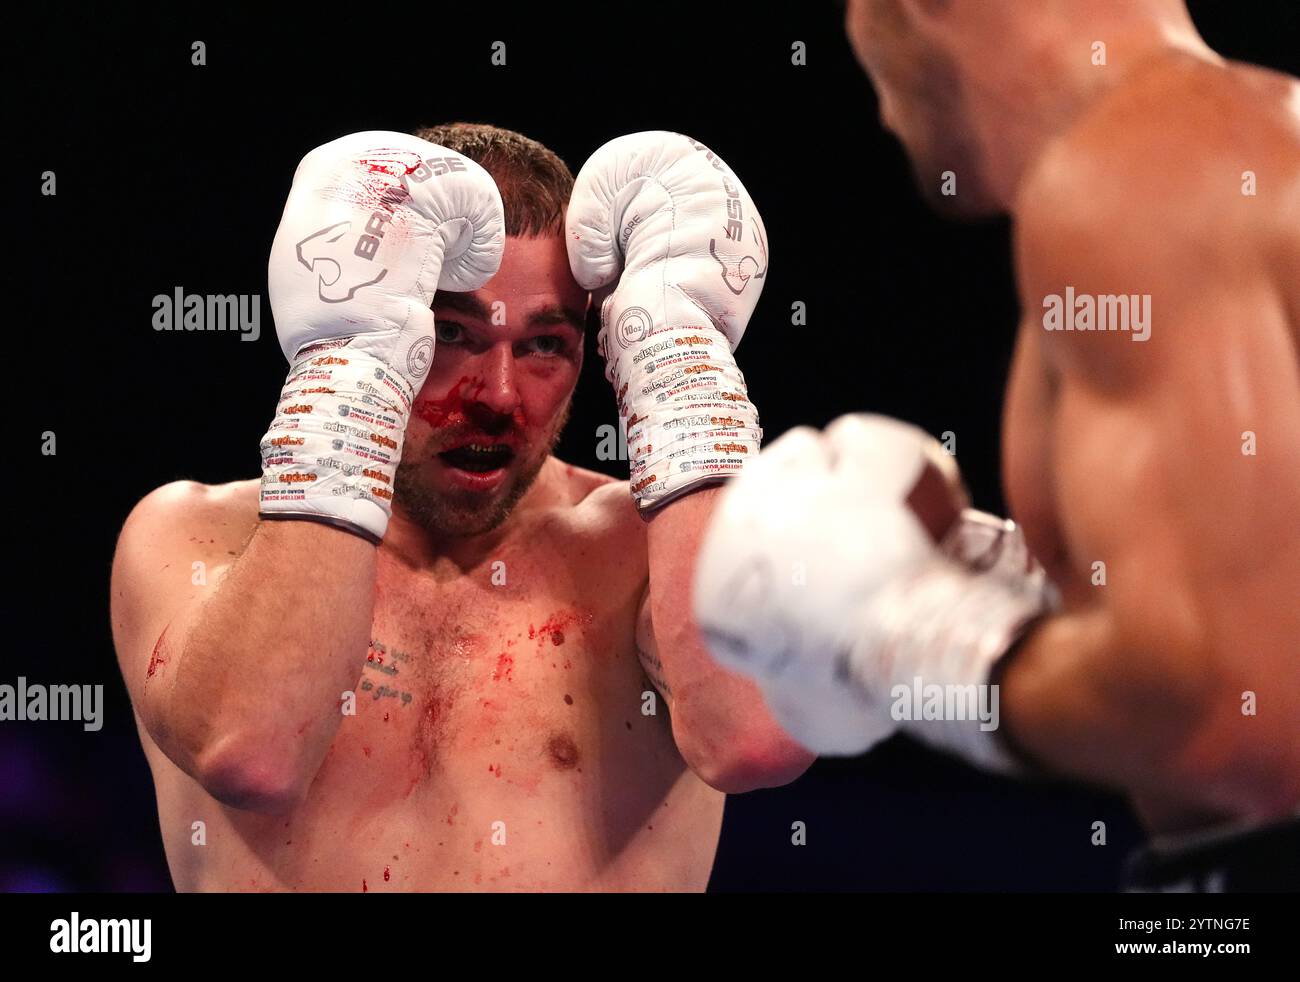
[709,219,768,297]
[683,136,769,296]
[621,214,644,245]
[406,336,434,378]
[353,154,466,265]
[294,153,468,305]
[295,222,389,303]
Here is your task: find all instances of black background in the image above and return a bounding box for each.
[10,1,1297,891]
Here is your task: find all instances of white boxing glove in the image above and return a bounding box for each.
[566,131,769,511]
[693,414,1056,767]
[260,131,504,541]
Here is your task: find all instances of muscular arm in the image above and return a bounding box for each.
[111,482,376,812]
[639,486,815,792]
[997,117,1300,820]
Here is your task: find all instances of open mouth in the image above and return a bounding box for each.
[438,442,515,473]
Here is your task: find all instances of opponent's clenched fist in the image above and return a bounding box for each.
[693,414,1055,764]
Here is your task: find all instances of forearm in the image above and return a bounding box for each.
[153,519,375,804]
[643,487,720,695]
[646,488,764,715]
[645,488,814,789]
[996,604,1269,816]
[566,130,793,783]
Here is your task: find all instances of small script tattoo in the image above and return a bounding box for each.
[362,639,414,706]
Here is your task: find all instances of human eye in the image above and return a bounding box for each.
[435,320,466,344]
[525,335,565,357]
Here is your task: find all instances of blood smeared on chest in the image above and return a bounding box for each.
[341,600,603,800]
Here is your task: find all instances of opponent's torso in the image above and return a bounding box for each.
[147,477,724,891]
[1002,57,1300,832]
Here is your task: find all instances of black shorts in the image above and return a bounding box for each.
[1121,814,1300,892]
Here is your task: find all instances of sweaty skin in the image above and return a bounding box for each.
[1001,53,1300,831]
[847,0,1300,832]
[111,234,810,892]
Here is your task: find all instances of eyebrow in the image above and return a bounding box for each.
[433,292,586,333]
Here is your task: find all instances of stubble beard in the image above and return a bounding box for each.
[393,398,572,538]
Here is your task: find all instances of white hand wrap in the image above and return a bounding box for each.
[259,339,412,543]
[608,321,762,507]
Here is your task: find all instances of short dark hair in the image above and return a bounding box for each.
[412,122,573,237]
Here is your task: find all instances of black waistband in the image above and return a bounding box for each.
[1122,814,1300,892]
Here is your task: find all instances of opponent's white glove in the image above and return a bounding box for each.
[261,131,504,541]
[692,414,1058,768]
[566,131,769,510]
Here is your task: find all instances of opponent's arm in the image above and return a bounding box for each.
[696,148,1300,820]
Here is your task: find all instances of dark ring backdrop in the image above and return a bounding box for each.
[12,1,1297,891]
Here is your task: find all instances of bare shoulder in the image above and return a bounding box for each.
[1014,56,1300,388]
[554,459,622,504]
[117,478,261,562]
[551,459,641,531]
[537,460,647,593]
[1017,55,1300,268]
[112,479,260,633]
[111,478,261,695]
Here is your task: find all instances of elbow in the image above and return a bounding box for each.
[1156,671,1300,823]
[677,718,815,794]
[193,732,312,815]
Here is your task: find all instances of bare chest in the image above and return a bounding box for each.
[313,553,670,811]
[1002,337,1078,598]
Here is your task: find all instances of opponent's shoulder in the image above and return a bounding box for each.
[116,478,260,565]
[1016,55,1300,277]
